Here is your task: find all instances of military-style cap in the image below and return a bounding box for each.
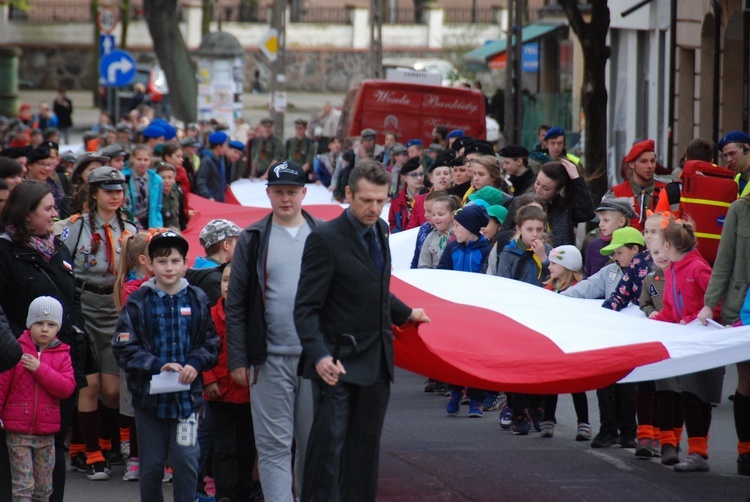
[391,143,407,156]
[294,118,308,127]
[498,145,530,159]
[100,143,127,159]
[199,219,241,249]
[87,166,126,190]
[360,128,377,139]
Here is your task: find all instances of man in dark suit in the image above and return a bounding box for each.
[295,160,429,501]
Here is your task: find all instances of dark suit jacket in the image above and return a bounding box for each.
[294,212,412,386]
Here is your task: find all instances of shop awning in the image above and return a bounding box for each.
[464,22,567,71]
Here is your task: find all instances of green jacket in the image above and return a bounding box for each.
[704,195,750,323]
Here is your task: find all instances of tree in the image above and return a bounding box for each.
[558,0,610,203]
[143,0,197,123]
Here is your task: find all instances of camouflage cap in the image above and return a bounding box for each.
[199,219,241,249]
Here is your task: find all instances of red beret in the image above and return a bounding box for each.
[624,139,655,163]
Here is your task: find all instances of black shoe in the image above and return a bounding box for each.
[86,461,110,481]
[591,431,618,448]
[529,407,544,433]
[70,453,87,473]
[661,444,680,465]
[739,452,750,476]
[619,435,637,449]
[105,449,125,466]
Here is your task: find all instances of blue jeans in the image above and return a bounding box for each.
[135,408,199,502]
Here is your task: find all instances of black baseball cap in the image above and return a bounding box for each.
[148,229,189,257]
[266,161,306,186]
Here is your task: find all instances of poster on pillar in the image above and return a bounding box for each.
[196,57,244,131]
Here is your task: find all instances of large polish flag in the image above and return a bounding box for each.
[180,182,750,394]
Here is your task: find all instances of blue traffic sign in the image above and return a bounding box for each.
[99,49,136,87]
[99,34,115,57]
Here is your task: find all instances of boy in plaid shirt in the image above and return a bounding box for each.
[113,230,218,502]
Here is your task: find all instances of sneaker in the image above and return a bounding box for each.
[71,452,87,473]
[539,420,555,438]
[591,431,618,448]
[446,390,461,416]
[661,444,680,466]
[86,461,110,481]
[511,415,531,435]
[460,389,470,405]
[162,467,173,483]
[737,452,750,476]
[634,438,660,458]
[194,493,216,502]
[499,405,513,430]
[432,382,448,395]
[424,379,436,393]
[481,393,501,412]
[619,435,637,449]
[673,452,710,472]
[529,407,543,432]
[576,423,591,441]
[106,449,125,466]
[120,439,130,458]
[468,399,484,418]
[122,457,140,481]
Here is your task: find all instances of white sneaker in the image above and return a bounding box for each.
[162,468,173,483]
[122,457,139,481]
[120,439,130,458]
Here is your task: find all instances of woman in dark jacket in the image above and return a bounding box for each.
[0,305,21,372]
[0,181,90,502]
[533,159,595,247]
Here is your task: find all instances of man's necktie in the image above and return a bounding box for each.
[364,228,384,275]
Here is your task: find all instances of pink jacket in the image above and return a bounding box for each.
[653,248,712,324]
[0,331,75,435]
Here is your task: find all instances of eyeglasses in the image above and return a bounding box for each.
[404,171,424,179]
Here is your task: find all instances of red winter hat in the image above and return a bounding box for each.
[624,139,655,163]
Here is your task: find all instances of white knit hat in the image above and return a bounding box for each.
[549,245,582,272]
[26,296,63,329]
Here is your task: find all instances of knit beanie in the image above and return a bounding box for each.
[26,296,63,329]
[548,245,583,272]
[454,204,489,237]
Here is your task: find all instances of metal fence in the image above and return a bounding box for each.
[444,7,498,24]
[8,0,175,23]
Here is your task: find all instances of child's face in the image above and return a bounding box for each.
[598,210,626,238]
[452,220,474,244]
[133,151,151,176]
[149,248,187,290]
[664,241,684,262]
[517,218,545,247]
[649,240,671,269]
[430,166,452,191]
[160,170,176,194]
[423,200,435,225]
[432,201,453,232]
[402,169,425,193]
[481,218,499,241]
[612,244,639,268]
[548,262,565,280]
[642,217,662,249]
[29,321,59,349]
[471,165,492,191]
[221,266,231,300]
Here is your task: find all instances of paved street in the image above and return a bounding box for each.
[62,365,750,501]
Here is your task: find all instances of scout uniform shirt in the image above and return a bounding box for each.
[162,188,181,229]
[61,212,137,288]
[285,136,315,167]
[252,135,284,177]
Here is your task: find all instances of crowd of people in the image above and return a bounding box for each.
[0,93,750,502]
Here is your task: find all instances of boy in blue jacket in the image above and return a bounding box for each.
[113,230,218,502]
[437,204,491,273]
[437,204,493,416]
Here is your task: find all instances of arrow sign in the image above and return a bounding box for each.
[99,49,136,87]
[99,34,115,57]
[259,29,278,62]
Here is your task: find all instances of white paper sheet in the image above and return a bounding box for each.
[149,371,190,395]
